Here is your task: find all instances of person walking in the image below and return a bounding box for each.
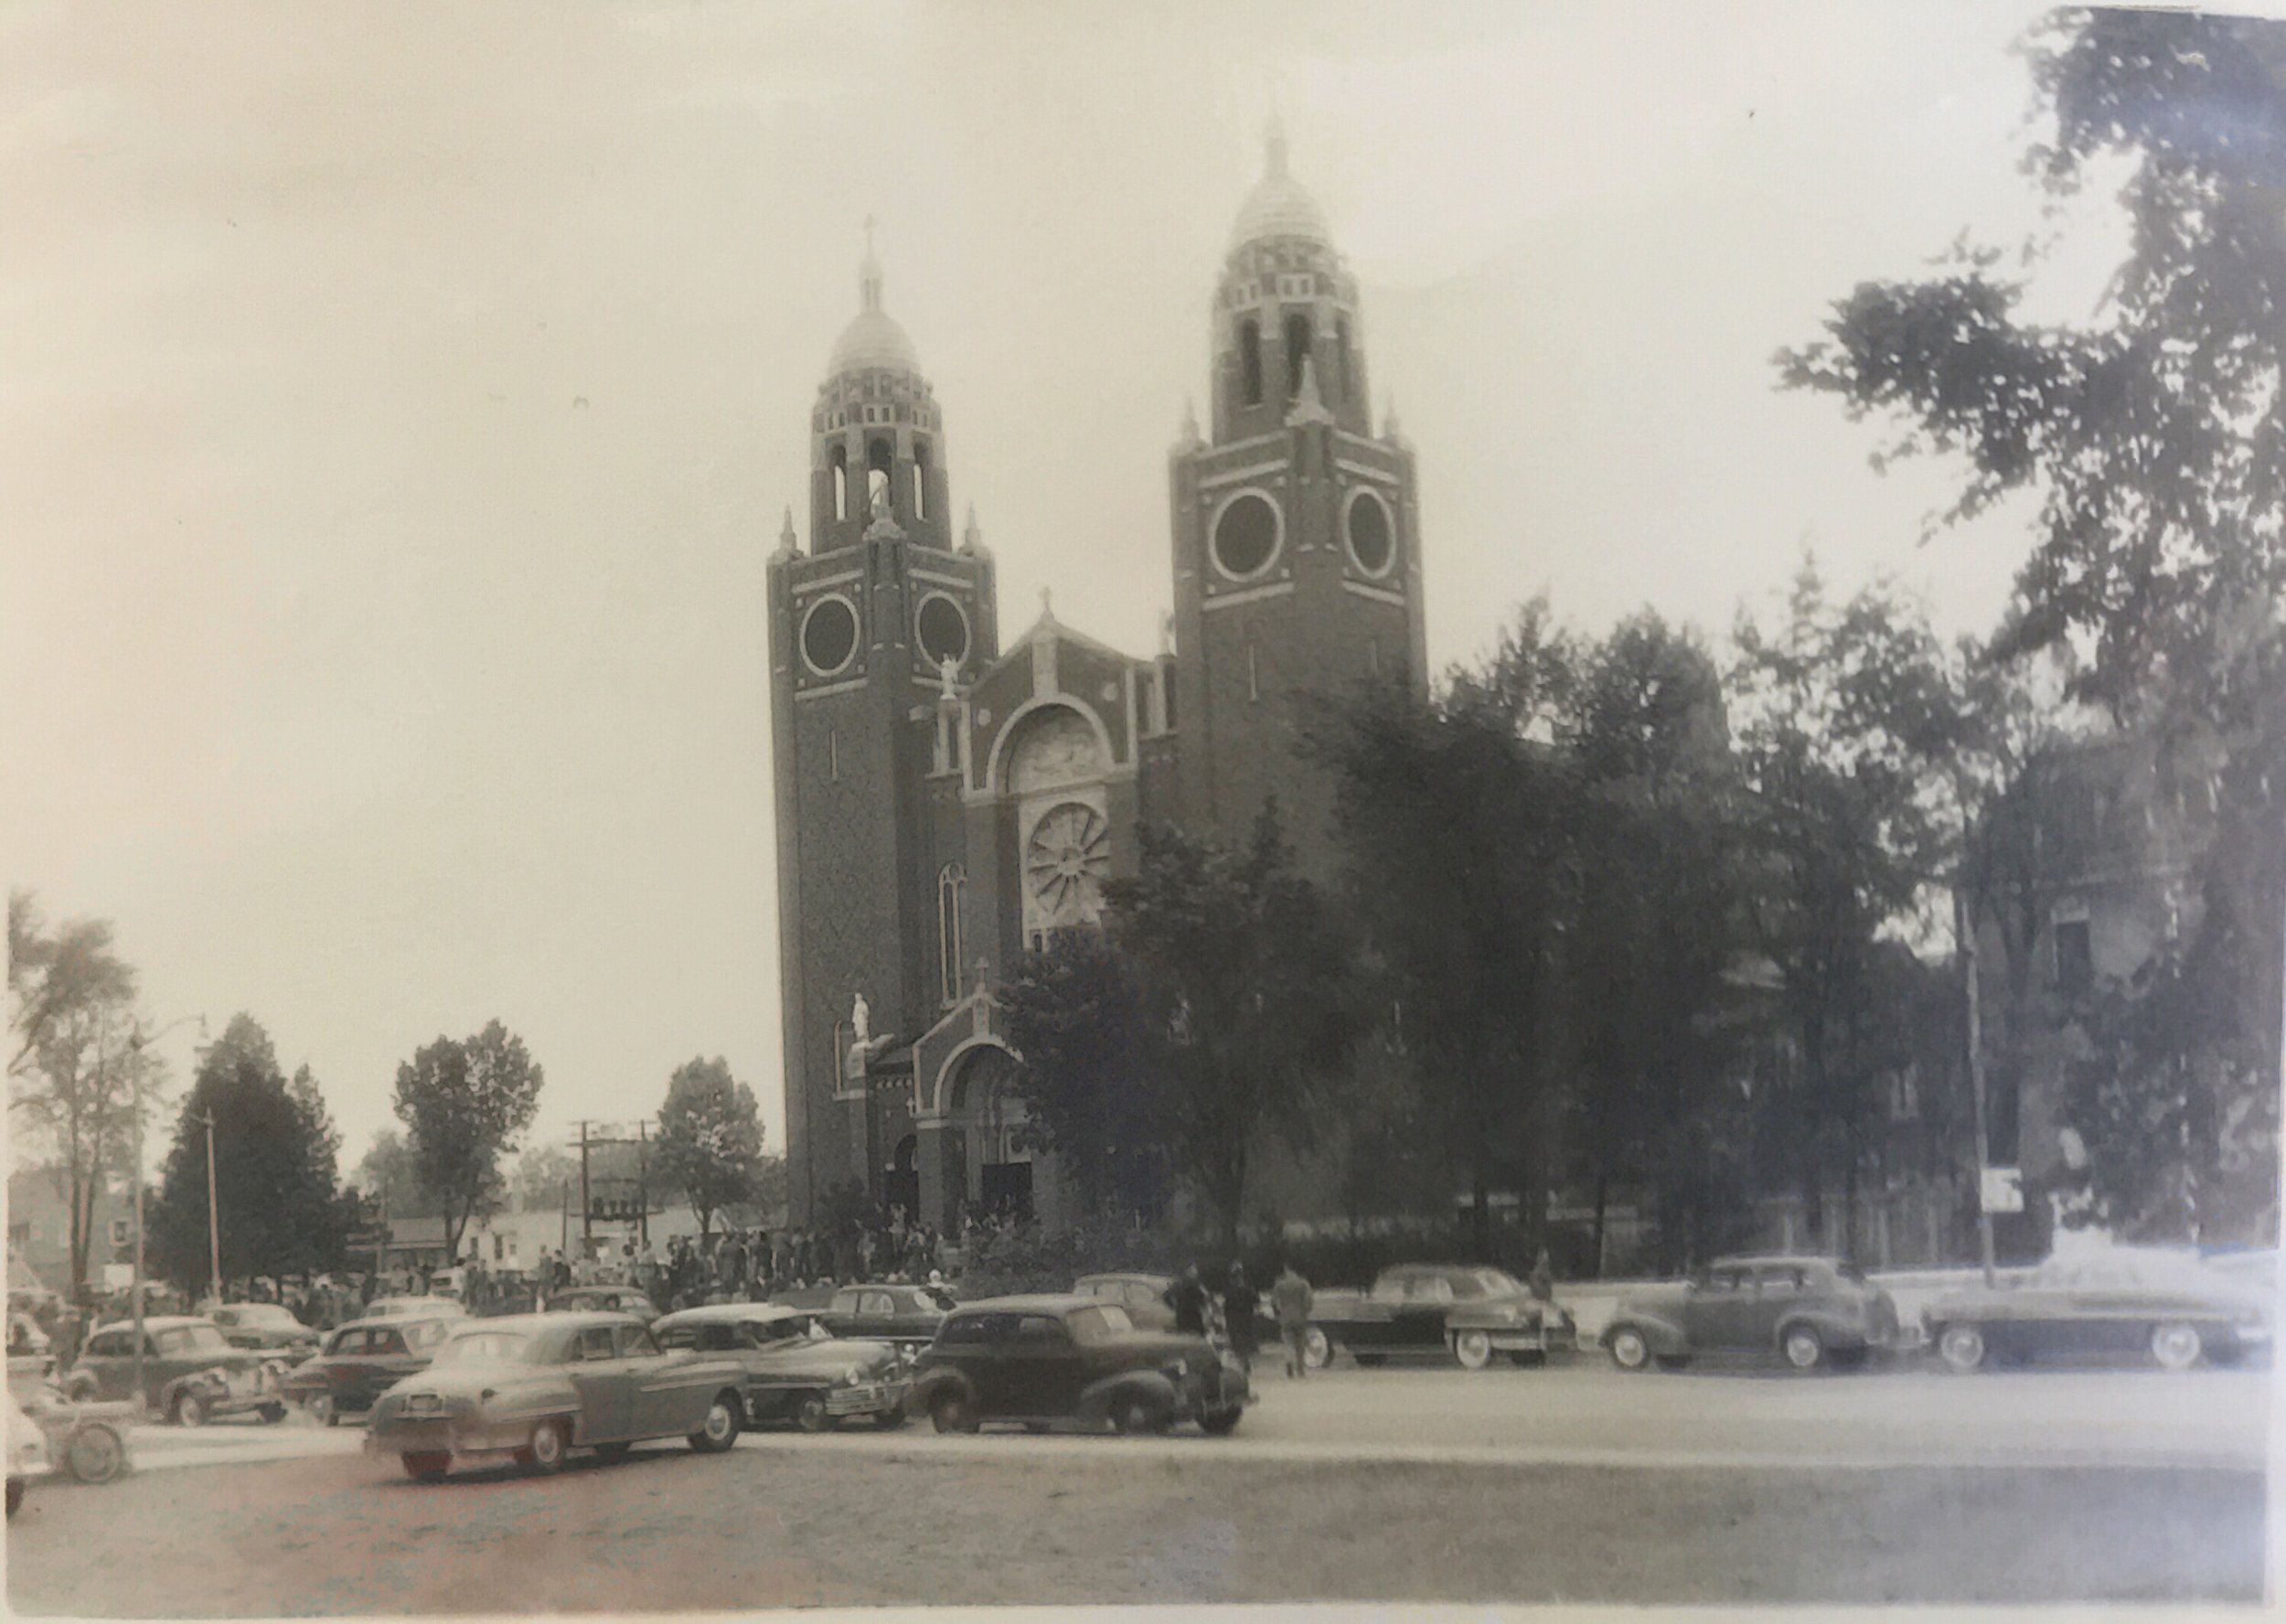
[1270,1262,1314,1378]
[1162,1263,1210,1338]
[1223,1264,1262,1373]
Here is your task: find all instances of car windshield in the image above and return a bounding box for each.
[432,1330,535,1367]
[157,1325,230,1356]
[1472,1270,1520,1296]
[238,1306,297,1323]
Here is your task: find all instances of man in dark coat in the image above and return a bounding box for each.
[1222,1264,1262,1371]
[1162,1264,1210,1338]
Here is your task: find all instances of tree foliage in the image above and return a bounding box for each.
[999,927,1170,1222]
[6,891,164,1298]
[654,1056,764,1240]
[146,1014,344,1292]
[390,1020,543,1260]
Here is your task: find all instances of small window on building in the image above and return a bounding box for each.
[1247,642,1260,702]
[938,862,967,1005]
[830,443,849,522]
[1239,317,1263,407]
[1284,312,1313,399]
[867,438,893,517]
[912,442,930,522]
[1335,315,1352,402]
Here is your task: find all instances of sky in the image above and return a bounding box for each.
[4,0,2134,1174]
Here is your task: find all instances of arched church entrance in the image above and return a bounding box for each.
[945,1044,1031,1225]
[884,1133,919,1225]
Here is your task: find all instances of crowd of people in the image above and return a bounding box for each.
[1155,1260,1319,1379]
[526,1211,957,1313]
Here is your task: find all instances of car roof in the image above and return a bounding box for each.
[1077,1272,1167,1285]
[947,1294,1095,1315]
[655,1303,809,1327]
[91,1315,215,1336]
[1708,1254,1845,1269]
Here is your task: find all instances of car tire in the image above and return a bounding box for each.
[689,1391,742,1454]
[170,1389,208,1428]
[63,1373,99,1405]
[65,1423,126,1486]
[2151,1321,2204,1372]
[1110,1394,1165,1436]
[1780,1323,1826,1372]
[401,1451,451,1483]
[522,1418,570,1475]
[1452,1330,1494,1371]
[306,1392,337,1428]
[930,1391,979,1435]
[877,1405,908,1430]
[1201,1406,1243,1437]
[258,1403,287,1425]
[1938,1324,1987,1373]
[1301,1327,1334,1372]
[1608,1326,1653,1372]
[793,1393,836,1434]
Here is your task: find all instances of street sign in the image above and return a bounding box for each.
[1980,1166,2024,1215]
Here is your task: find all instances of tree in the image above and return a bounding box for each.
[1315,604,1584,1250]
[351,1128,443,1221]
[6,891,163,1298]
[654,1056,763,1241]
[390,1020,543,1261]
[146,1014,344,1293]
[1559,613,1750,1271]
[998,928,1170,1222]
[1103,809,1363,1245]
[1729,565,1942,1255]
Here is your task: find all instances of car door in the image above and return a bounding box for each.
[565,1324,633,1441]
[1001,1314,1080,1417]
[80,1330,133,1402]
[619,1322,699,1437]
[361,1324,429,1407]
[855,1289,898,1341]
[323,1329,373,1407]
[952,1313,1016,1415]
[1682,1267,1757,1350]
[1750,1265,1808,1350]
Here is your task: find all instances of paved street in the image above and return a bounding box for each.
[10,1362,2266,1609]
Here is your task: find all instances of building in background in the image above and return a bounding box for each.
[768,126,1428,1229]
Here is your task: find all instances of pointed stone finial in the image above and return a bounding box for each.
[772,505,798,561]
[1287,353,1331,426]
[860,215,883,312]
[1177,396,1201,448]
[1382,393,1404,443]
[1039,586,1055,623]
[1265,107,1289,179]
[961,502,982,553]
[1159,611,1176,658]
[973,956,991,997]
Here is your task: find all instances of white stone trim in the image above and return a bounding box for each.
[1203,580,1298,611]
[797,592,862,678]
[1198,460,1289,492]
[1333,458,1403,486]
[1207,486,1285,583]
[1341,579,1406,607]
[1342,486,1400,581]
[794,676,868,702]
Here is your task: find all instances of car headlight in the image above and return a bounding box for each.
[839,1367,862,1387]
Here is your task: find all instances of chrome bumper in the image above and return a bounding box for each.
[826,1380,909,1417]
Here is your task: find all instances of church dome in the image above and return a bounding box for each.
[826,230,924,378]
[1228,118,1332,251]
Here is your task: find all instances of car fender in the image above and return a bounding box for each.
[157,1370,229,1411]
[1601,1310,1688,1355]
[1446,1302,1544,1333]
[1773,1309,1864,1352]
[908,1366,976,1412]
[1076,1368,1180,1427]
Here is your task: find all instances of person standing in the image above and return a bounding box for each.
[1223,1264,1262,1373]
[1270,1262,1314,1379]
[1162,1263,1210,1338]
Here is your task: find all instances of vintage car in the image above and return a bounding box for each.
[911,1294,1249,1436]
[1602,1255,1900,1372]
[66,1317,291,1425]
[366,1311,747,1481]
[1074,1273,1179,1330]
[813,1283,955,1351]
[544,1285,661,1322]
[208,1303,321,1355]
[8,1395,46,1517]
[283,1313,461,1426]
[13,1380,134,1490]
[1301,1264,1554,1370]
[654,1303,908,1431]
[1922,1245,2271,1373]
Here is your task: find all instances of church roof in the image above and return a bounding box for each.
[827,229,924,378]
[1229,115,1332,251]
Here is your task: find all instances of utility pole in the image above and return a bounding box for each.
[577,1121,593,1258]
[1955,885,1999,1287]
[636,1122,649,1249]
[198,1109,223,1306]
[124,1014,204,1408]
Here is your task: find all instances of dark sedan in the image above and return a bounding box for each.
[283,1314,461,1425]
[911,1295,1248,1436]
[1303,1264,1553,1370]
[814,1283,954,1351]
[1924,1247,2271,1373]
[67,1318,289,1425]
[654,1304,907,1431]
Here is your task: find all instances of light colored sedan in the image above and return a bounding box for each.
[654,1304,908,1432]
[366,1312,747,1482]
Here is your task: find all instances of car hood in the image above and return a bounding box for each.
[1611,1284,1693,1317]
[750,1339,901,1378]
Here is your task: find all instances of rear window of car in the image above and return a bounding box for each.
[157,1325,230,1355]
[939,1314,998,1345]
[369,1328,410,1355]
[1068,1305,1132,1342]
[433,1330,532,1366]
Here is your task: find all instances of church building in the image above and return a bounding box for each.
[768,127,1429,1229]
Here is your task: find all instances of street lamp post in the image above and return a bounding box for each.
[198,1110,223,1307]
[124,1014,205,1412]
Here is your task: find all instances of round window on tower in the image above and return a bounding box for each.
[800,594,860,678]
[915,593,971,669]
[1211,490,1282,582]
[1344,487,1397,579]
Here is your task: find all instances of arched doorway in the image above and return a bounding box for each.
[885,1134,919,1226]
[946,1045,1031,1225]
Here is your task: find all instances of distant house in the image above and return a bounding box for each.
[378,1196,786,1274]
[6,1166,134,1298]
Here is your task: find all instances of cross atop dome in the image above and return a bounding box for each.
[828,216,922,378]
[1229,112,1331,251]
